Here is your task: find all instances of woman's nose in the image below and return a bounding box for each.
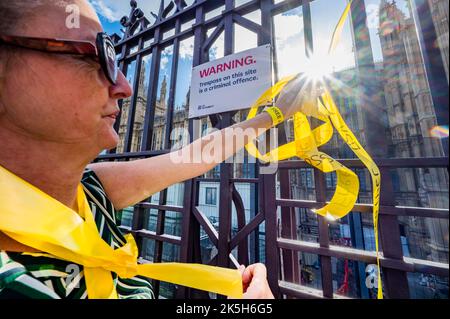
[109,70,133,99]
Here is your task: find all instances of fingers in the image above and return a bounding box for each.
[244,279,268,299]
[239,263,274,299]
[243,277,275,299]
[238,264,250,292]
[276,76,310,118]
[238,264,246,275]
[246,263,267,281]
[277,74,327,118]
[278,75,323,101]
[241,263,265,285]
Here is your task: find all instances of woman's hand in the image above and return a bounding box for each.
[237,263,275,299]
[276,74,324,119]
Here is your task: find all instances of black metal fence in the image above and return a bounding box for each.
[95,0,449,299]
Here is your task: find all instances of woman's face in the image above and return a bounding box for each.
[0,0,132,152]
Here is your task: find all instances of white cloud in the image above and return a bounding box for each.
[142,54,152,65]
[274,13,304,50]
[160,46,174,70]
[235,25,258,54]
[273,13,306,78]
[179,37,195,59]
[207,27,224,60]
[366,4,380,30]
[161,55,170,70]
[88,0,123,22]
[273,10,355,78]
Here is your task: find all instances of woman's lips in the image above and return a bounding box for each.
[104,111,120,120]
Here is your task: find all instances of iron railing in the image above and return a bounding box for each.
[94,0,449,299]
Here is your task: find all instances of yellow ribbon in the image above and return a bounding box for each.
[0,165,243,299]
[264,106,285,126]
[245,0,383,299]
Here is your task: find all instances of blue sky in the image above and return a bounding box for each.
[89,0,181,36]
[97,14,122,36]
[90,0,412,65]
[90,0,412,97]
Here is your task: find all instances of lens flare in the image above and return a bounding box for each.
[430,125,449,139]
[325,212,337,222]
[303,52,334,82]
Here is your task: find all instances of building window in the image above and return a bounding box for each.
[363,227,376,251]
[205,187,217,206]
[300,169,314,188]
[212,165,221,179]
[242,162,251,178]
[356,169,369,192]
[201,121,209,137]
[390,170,400,192]
[326,172,337,189]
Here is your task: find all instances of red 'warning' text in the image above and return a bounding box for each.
[199,56,255,78]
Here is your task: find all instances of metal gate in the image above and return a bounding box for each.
[95,0,449,299]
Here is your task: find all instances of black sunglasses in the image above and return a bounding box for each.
[0,32,118,85]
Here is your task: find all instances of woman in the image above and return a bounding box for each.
[0,0,305,299]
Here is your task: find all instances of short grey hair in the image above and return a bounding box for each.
[0,0,72,35]
[0,0,74,75]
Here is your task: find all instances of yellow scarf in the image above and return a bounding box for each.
[0,164,243,299]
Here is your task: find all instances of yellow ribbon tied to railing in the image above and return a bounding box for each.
[245,0,383,299]
[0,164,243,299]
